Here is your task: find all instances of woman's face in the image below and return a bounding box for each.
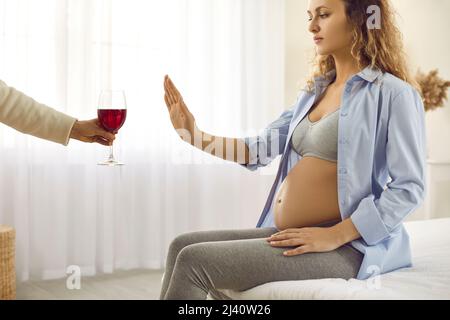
[307,0,354,56]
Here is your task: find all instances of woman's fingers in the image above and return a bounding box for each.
[164,75,184,108]
[267,233,302,242]
[168,77,182,100]
[165,77,178,104]
[284,245,312,256]
[269,228,308,239]
[276,228,302,235]
[164,94,172,112]
[163,76,171,101]
[166,88,176,107]
[164,78,175,105]
[167,76,182,102]
[269,238,307,247]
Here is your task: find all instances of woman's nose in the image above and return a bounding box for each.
[308,19,320,34]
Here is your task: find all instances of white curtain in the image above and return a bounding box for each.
[0,0,286,282]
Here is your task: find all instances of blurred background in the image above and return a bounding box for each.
[0,0,449,287]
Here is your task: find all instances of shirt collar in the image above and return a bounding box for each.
[313,65,382,88]
[356,65,383,83]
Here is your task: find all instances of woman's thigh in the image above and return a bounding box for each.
[168,219,342,254]
[168,227,278,254]
[176,238,363,293]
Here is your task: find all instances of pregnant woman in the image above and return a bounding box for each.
[160,0,449,300]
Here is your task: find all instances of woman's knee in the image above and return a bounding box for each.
[169,232,194,254]
[175,243,208,268]
[169,231,209,256]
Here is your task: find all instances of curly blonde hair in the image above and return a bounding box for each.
[306,0,450,111]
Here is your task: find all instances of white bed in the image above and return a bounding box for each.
[208,218,450,300]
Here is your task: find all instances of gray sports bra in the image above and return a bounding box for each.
[290,107,340,163]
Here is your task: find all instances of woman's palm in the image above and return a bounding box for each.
[163,75,197,137]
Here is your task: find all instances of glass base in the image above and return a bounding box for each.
[98,159,125,166]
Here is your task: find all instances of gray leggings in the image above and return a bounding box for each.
[160,223,364,300]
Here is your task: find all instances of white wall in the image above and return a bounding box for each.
[285,0,450,220]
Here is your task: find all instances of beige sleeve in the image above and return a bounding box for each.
[0,80,77,146]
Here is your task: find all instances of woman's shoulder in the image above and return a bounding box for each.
[378,71,421,100]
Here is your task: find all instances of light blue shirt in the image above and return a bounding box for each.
[240,66,427,280]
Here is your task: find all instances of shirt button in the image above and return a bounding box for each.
[341,200,346,206]
[339,138,348,144]
[345,87,352,93]
[339,168,347,174]
[341,112,348,117]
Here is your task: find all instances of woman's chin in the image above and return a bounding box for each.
[316,48,332,56]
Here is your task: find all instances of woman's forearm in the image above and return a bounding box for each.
[188,128,250,165]
[331,218,361,246]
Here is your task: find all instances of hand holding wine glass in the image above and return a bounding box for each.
[70,119,116,146]
[163,75,199,140]
[97,90,127,166]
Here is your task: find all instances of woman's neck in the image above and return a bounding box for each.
[331,50,363,86]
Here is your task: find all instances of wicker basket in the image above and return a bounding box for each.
[0,225,16,300]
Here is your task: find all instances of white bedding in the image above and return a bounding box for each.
[211,218,450,300]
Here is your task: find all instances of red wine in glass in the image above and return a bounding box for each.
[97,90,127,166]
[98,109,127,134]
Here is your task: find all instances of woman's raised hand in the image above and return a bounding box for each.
[163,75,198,139]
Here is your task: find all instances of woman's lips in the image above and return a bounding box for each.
[314,38,323,44]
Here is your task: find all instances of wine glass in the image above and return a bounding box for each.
[97,90,127,166]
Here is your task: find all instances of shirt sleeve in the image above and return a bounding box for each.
[350,87,427,246]
[239,94,301,172]
[0,80,77,146]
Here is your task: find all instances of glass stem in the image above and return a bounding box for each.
[108,144,115,162]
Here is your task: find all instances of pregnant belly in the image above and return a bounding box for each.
[273,156,341,230]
